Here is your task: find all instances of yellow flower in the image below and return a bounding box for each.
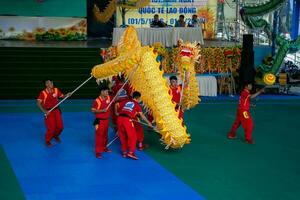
[153,42,163,47]
[60,30,68,37]
[47,28,55,34]
[58,28,66,33]
[79,27,87,34]
[78,20,87,27]
[24,33,35,41]
[35,27,45,34]
[197,7,215,39]
[69,26,78,32]
[8,27,15,32]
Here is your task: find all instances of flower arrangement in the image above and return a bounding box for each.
[197,7,216,39]
[100,46,118,62]
[1,19,87,41]
[34,20,87,41]
[100,45,241,74]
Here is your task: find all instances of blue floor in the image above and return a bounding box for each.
[1,94,298,199]
[0,111,204,200]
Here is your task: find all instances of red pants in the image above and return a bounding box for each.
[44,109,63,142]
[117,116,136,153]
[111,102,117,127]
[177,108,184,120]
[134,121,144,143]
[95,119,109,153]
[229,109,254,140]
[147,113,154,123]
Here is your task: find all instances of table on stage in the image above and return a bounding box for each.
[197,75,218,97]
[112,27,204,47]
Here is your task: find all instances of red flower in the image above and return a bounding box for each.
[224,50,233,57]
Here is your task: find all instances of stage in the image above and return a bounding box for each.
[0,38,112,49]
[0,38,241,48]
[1,96,300,199]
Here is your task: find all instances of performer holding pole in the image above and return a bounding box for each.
[227,83,264,144]
[117,91,153,160]
[93,66,139,155]
[169,75,184,121]
[37,79,71,147]
[91,86,112,159]
[46,75,93,115]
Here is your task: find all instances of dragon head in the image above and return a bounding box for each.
[117,26,141,55]
[178,41,200,71]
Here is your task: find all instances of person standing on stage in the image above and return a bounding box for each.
[37,79,71,147]
[111,74,132,130]
[227,83,264,144]
[169,76,184,121]
[91,86,112,158]
[117,91,153,160]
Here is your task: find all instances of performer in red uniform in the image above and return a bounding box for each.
[37,79,70,147]
[91,86,112,158]
[169,76,184,120]
[117,91,152,160]
[228,83,264,144]
[111,74,132,129]
[134,117,148,151]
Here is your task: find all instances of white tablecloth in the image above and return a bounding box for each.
[197,76,217,97]
[164,75,217,97]
[113,27,204,47]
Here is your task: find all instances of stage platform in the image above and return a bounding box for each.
[1,96,300,199]
[0,38,242,48]
[0,38,272,99]
[0,38,112,49]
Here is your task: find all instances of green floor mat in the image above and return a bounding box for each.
[144,101,300,200]
[0,145,25,200]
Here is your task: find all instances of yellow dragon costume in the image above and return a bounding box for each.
[91,26,200,149]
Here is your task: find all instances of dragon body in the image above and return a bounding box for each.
[91,26,197,148]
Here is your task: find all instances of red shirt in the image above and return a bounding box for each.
[238,89,251,111]
[92,96,111,119]
[118,99,142,119]
[111,76,119,90]
[37,88,63,109]
[112,82,132,101]
[169,85,182,104]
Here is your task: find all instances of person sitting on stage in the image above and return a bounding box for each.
[91,86,112,159]
[150,14,167,28]
[175,15,186,27]
[188,14,201,27]
[37,79,71,147]
[117,91,153,160]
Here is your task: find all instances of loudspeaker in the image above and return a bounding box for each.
[242,34,253,52]
[239,34,256,89]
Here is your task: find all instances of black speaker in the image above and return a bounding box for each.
[242,34,253,52]
[239,34,255,89]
